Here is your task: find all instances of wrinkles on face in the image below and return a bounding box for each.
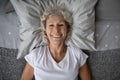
[46,15,67,46]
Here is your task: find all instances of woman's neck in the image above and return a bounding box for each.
[49,43,67,56]
[48,43,67,63]
[49,44,66,54]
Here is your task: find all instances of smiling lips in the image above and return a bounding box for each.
[51,34,62,40]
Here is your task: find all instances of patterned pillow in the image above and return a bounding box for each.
[96,0,120,20]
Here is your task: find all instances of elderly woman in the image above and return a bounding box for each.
[21,5,91,80]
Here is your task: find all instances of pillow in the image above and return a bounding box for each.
[0,12,20,49]
[11,0,97,59]
[95,20,120,50]
[0,0,14,13]
[96,0,120,20]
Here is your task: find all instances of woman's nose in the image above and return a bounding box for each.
[54,26,59,33]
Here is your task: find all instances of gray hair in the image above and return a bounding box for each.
[40,4,73,44]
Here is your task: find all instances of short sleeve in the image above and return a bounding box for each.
[79,51,88,67]
[25,48,39,68]
[70,45,88,67]
[77,49,88,67]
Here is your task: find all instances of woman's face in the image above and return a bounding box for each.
[46,15,68,46]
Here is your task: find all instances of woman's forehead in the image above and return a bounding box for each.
[46,15,65,22]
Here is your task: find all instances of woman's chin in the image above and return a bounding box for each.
[50,41,64,46]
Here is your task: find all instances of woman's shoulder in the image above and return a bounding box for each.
[27,45,48,57]
[68,45,87,57]
[68,45,88,65]
[25,45,48,67]
[68,45,83,52]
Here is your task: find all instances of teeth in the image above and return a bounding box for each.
[52,34,61,38]
[53,36,60,38]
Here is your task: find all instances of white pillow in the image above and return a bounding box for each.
[11,0,97,59]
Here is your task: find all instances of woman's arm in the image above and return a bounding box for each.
[20,63,34,80]
[79,63,91,80]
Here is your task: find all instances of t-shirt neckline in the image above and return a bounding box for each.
[47,46,68,65]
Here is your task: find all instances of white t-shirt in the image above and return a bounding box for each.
[25,45,88,80]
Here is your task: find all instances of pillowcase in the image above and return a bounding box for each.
[95,20,120,50]
[0,0,20,49]
[0,0,14,13]
[0,12,20,49]
[96,0,120,20]
[11,0,97,59]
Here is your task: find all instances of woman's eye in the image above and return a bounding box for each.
[58,24,64,27]
[49,24,54,27]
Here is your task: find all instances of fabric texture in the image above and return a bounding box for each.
[0,0,20,49]
[0,0,14,13]
[95,20,120,50]
[0,12,20,49]
[86,48,120,80]
[95,0,120,20]
[10,0,97,59]
[0,47,26,80]
[0,54,2,80]
[25,45,88,80]
[95,0,120,51]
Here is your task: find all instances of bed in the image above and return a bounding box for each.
[0,0,120,80]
